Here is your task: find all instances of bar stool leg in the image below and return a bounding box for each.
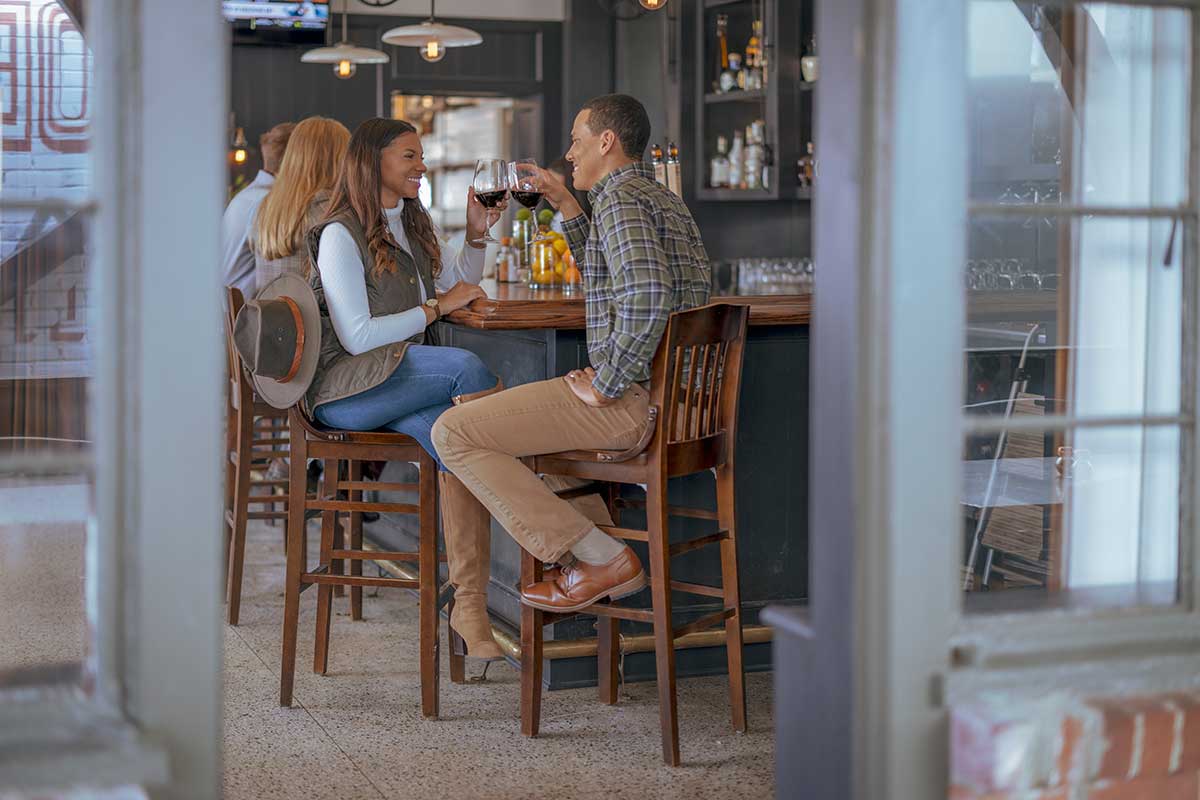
[598,482,621,704]
[226,404,254,626]
[349,460,364,621]
[314,458,339,675]
[280,413,308,707]
[519,550,544,737]
[716,462,747,733]
[325,460,346,599]
[597,616,619,704]
[647,475,681,766]
[418,454,440,719]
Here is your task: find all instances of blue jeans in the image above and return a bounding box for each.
[314,345,497,470]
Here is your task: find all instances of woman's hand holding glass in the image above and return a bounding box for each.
[465,186,506,247]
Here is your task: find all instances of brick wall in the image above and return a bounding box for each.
[0,0,90,383]
[951,691,1200,799]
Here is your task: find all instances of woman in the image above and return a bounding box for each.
[305,117,505,660]
[250,116,350,292]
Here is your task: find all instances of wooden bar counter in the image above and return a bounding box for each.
[370,281,811,689]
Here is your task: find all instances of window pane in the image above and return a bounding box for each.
[966,214,1182,420]
[968,2,1190,209]
[0,470,89,684]
[0,1,92,685]
[962,424,1179,614]
[962,2,1189,613]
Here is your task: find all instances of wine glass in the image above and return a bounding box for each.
[509,159,543,211]
[510,158,550,245]
[471,158,508,246]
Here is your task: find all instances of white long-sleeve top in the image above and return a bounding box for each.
[317,202,484,356]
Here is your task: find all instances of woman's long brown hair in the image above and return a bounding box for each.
[322,118,442,278]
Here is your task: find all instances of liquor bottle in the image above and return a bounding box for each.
[801,35,819,83]
[714,14,730,92]
[721,53,743,93]
[709,135,730,188]
[651,143,667,187]
[744,124,763,190]
[803,141,816,187]
[744,19,764,91]
[496,237,519,283]
[666,142,684,198]
[728,129,745,189]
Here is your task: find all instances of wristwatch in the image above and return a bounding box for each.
[424,297,442,319]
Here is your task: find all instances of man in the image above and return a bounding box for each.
[220,121,295,296]
[432,94,710,612]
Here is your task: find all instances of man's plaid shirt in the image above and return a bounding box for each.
[562,161,711,399]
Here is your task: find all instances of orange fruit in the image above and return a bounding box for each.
[564,266,582,284]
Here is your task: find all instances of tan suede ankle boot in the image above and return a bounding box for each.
[439,471,504,660]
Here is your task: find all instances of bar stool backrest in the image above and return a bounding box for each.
[648,302,751,453]
[226,286,248,410]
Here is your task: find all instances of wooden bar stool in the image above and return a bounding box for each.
[279,404,461,718]
[224,286,291,626]
[519,302,751,766]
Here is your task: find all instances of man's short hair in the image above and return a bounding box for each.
[259,122,296,173]
[581,94,651,160]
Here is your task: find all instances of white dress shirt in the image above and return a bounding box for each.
[317,202,484,356]
[221,170,274,296]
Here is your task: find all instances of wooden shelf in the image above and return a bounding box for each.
[798,81,816,91]
[704,0,752,8]
[697,188,778,202]
[704,89,767,104]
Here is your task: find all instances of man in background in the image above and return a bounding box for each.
[220,121,295,296]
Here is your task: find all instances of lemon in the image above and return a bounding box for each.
[552,239,568,256]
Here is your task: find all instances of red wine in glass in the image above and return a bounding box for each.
[511,190,544,208]
[471,158,508,245]
[476,189,509,209]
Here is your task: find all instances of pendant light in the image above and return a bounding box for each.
[382,0,482,64]
[638,0,668,9]
[301,0,389,79]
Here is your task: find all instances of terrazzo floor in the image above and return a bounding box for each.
[224,516,777,800]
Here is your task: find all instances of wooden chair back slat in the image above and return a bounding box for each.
[652,304,750,449]
[225,287,248,409]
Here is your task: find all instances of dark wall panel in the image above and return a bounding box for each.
[230,15,563,180]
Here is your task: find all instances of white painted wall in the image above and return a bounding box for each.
[341,0,566,21]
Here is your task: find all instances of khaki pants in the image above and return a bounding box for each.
[431,377,650,563]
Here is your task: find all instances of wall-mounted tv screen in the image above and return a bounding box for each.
[223,1,329,30]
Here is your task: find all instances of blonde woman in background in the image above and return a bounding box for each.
[251,116,351,292]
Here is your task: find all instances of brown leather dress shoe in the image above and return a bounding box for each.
[521,546,647,613]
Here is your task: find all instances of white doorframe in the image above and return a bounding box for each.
[0,1,225,796]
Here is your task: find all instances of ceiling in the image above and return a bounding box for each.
[340,0,568,22]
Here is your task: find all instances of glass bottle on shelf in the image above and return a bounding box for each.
[803,141,816,187]
[666,142,683,197]
[651,143,667,187]
[728,129,745,190]
[710,135,730,188]
[801,35,819,83]
[744,123,763,190]
[744,19,764,91]
[721,53,743,94]
[714,13,730,92]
